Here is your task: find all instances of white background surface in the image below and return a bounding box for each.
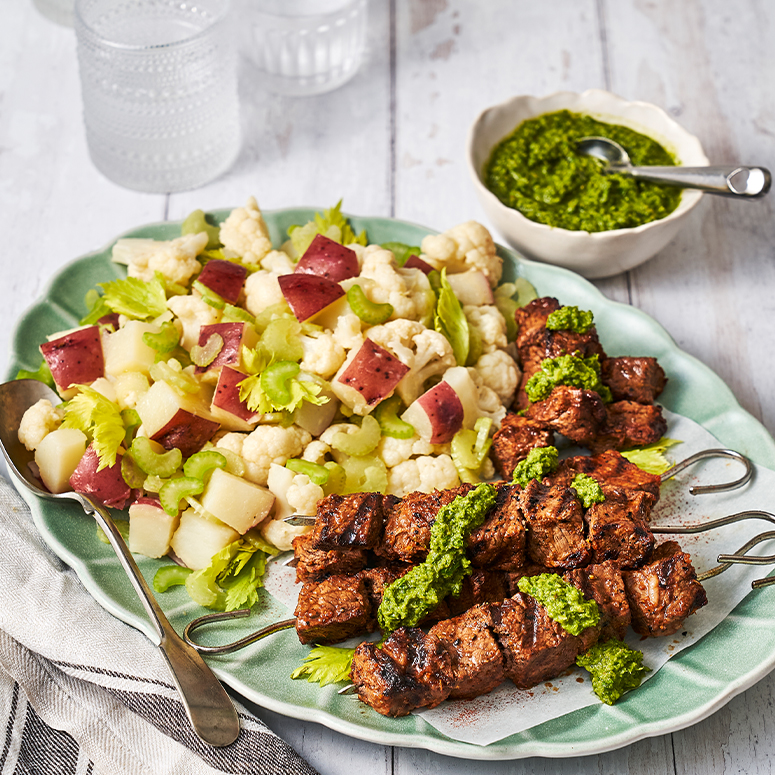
[2,1,774,772]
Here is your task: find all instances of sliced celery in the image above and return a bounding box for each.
[181,209,221,249]
[153,565,193,593]
[183,450,227,480]
[149,360,199,394]
[190,332,224,368]
[286,459,330,486]
[159,477,204,516]
[373,396,414,439]
[341,455,388,494]
[331,415,381,457]
[322,462,346,495]
[260,317,303,362]
[142,321,180,356]
[130,437,183,478]
[346,284,393,325]
[260,361,301,406]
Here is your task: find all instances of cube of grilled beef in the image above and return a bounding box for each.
[446,569,510,616]
[514,297,562,351]
[377,484,474,564]
[489,592,598,689]
[428,603,505,699]
[350,627,455,716]
[292,533,368,583]
[490,413,556,479]
[601,357,667,404]
[467,483,527,570]
[623,541,708,637]
[564,562,631,642]
[584,491,656,569]
[505,563,555,595]
[310,492,395,550]
[294,575,375,645]
[519,479,591,568]
[589,401,668,454]
[525,386,607,447]
[550,449,661,503]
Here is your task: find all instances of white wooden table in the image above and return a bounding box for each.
[2,1,774,772]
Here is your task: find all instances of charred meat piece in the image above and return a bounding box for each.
[429,603,505,699]
[564,562,631,641]
[490,414,555,479]
[525,386,607,447]
[467,483,527,571]
[294,574,375,645]
[601,357,667,404]
[589,401,668,454]
[446,569,510,617]
[584,491,655,569]
[292,533,368,583]
[505,563,556,595]
[519,479,591,569]
[514,297,562,351]
[310,492,393,550]
[377,484,474,564]
[550,449,661,503]
[623,541,708,637]
[489,592,597,689]
[350,627,455,716]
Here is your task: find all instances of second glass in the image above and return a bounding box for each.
[74,0,241,193]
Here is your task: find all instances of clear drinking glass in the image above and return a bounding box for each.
[243,0,368,97]
[74,0,241,193]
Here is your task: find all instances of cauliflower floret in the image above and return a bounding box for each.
[471,350,520,406]
[386,455,460,498]
[299,332,346,379]
[301,439,332,464]
[217,425,312,486]
[112,232,208,286]
[331,311,364,351]
[358,245,435,322]
[18,399,64,451]
[219,196,273,266]
[367,319,457,405]
[260,249,295,275]
[420,221,502,287]
[287,475,325,516]
[443,366,507,428]
[167,294,221,350]
[243,270,286,316]
[377,434,435,468]
[465,304,508,353]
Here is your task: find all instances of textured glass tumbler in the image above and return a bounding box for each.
[75,0,240,193]
[244,0,368,97]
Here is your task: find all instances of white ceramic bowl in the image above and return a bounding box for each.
[467,89,709,278]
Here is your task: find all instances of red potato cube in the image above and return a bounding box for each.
[444,270,495,305]
[403,255,434,275]
[69,445,131,510]
[210,366,261,431]
[401,380,464,443]
[196,259,248,305]
[295,234,360,282]
[199,468,275,534]
[128,496,180,558]
[278,273,345,323]
[336,339,410,408]
[194,322,258,382]
[40,326,104,399]
[137,380,220,458]
[34,427,88,494]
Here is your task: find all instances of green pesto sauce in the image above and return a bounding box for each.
[512,445,559,488]
[571,473,606,508]
[377,483,497,633]
[546,305,594,334]
[525,353,612,404]
[484,110,682,232]
[576,639,651,705]
[517,573,600,636]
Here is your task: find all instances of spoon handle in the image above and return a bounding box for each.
[78,494,240,747]
[610,163,771,197]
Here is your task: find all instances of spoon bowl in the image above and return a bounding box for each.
[577,136,771,198]
[0,378,240,747]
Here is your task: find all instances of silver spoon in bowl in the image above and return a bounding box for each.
[576,136,771,197]
[0,379,240,747]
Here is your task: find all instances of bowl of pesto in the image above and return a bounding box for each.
[467,89,709,278]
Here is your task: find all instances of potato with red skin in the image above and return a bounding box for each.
[403,255,434,275]
[69,445,131,509]
[40,326,104,399]
[196,259,247,304]
[151,410,220,458]
[210,366,261,431]
[401,380,464,443]
[193,322,257,380]
[336,340,409,408]
[295,234,360,282]
[278,274,345,322]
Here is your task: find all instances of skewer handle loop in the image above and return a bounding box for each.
[183,610,296,655]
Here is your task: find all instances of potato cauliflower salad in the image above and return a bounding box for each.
[17,199,535,611]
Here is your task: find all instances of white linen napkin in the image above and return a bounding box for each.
[0,475,319,775]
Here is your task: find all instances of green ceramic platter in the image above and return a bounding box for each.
[6,209,775,760]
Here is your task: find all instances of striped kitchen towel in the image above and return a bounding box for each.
[0,476,319,775]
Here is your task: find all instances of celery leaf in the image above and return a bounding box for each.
[96,273,167,320]
[290,645,355,686]
[61,385,126,470]
[434,268,469,365]
[621,438,682,474]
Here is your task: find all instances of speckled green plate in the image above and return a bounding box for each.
[6,209,775,760]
